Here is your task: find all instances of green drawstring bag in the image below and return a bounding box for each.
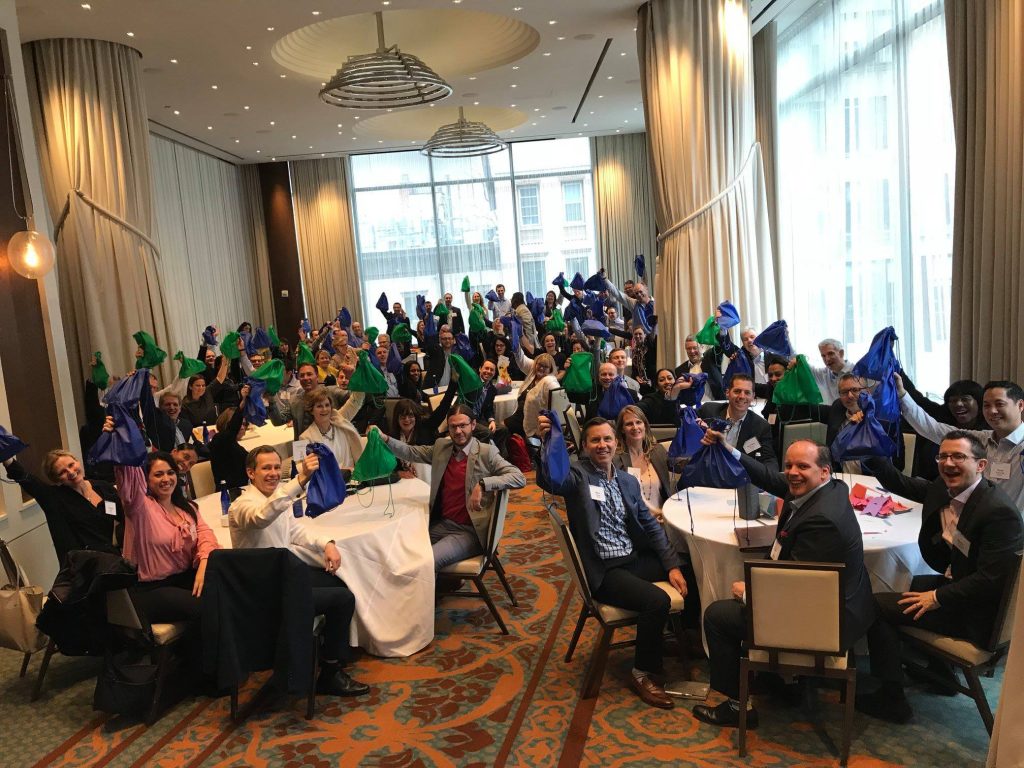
[546,307,565,332]
[267,325,281,347]
[347,350,388,394]
[365,326,379,345]
[391,324,412,344]
[352,428,397,483]
[296,342,315,367]
[772,354,824,405]
[450,353,483,399]
[563,352,593,395]
[433,302,450,321]
[174,351,206,379]
[92,352,110,390]
[695,316,721,346]
[133,331,167,369]
[249,358,285,394]
[220,331,242,360]
[469,304,487,334]
[461,275,471,292]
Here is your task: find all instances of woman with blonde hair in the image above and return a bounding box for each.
[300,386,366,470]
[613,405,673,522]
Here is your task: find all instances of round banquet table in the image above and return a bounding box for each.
[238,422,294,463]
[197,477,434,658]
[424,384,520,426]
[661,473,939,620]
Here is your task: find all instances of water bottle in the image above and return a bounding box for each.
[219,481,230,527]
[292,498,304,518]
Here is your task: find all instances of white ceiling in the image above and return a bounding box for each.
[15,0,656,163]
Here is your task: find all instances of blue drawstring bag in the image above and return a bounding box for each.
[485,289,500,303]
[598,376,635,419]
[415,294,427,319]
[529,297,546,326]
[539,408,570,487]
[634,254,645,279]
[677,372,708,408]
[634,302,655,333]
[301,318,312,335]
[668,406,705,462]
[250,327,272,352]
[454,333,475,360]
[872,366,901,429]
[386,343,403,375]
[88,370,150,467]
[0,425,28,462]
[423,310,437,338]
[242,378,268,427]
[581,319,611,339]
[239,331,253,356]
[304,442,347,517]
[852,326,899,380]
[552,272,566,287]
[582,292,605,319]
[375,293,389,314]
[320,330,335,356]
[584,272,607,292]
[569,273,586,291]
[830,392,897,462]
[507,317,522,352]
[717,301,741,331]
[338,307,352,330]
[754,320,793,358]
[678,441,751,489]
[723,351,753,390]
[202,326,218,346]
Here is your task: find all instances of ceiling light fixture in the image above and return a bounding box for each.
[267,26,275,31]
[422,106,507,157]
[170,58,178,64]
[320,11,452,109]
[126,31,135,37]
[173,109,180,115]
[80,2,91,8]
[244,105,250,110]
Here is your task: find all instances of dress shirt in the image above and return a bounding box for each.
[593,473,633,560]
[724,409,748,449]
[489,297,512,321]
[229,480,331,556]
[750,351,767,384]
[811,362,853,403]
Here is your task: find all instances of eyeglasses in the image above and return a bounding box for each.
[935,452,976,464]
[448,421,473,432]
[839,387,863,397]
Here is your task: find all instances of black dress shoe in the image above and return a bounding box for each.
[316,667,371,697]
[855,688,912,724]
[905,660,958,696]
[692,700,758,729]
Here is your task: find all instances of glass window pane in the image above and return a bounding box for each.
[350,150,431,189]
[512,137,591,177]
[431,149,511,183]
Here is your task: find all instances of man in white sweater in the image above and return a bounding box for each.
[229,446,369,697]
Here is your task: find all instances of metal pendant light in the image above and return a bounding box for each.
[422,107,507,157]
[319,11,452,110]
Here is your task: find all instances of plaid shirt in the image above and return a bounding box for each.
[591,472,633,560]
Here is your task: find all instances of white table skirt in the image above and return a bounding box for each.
[197,477,434,658]
[662,473,939,618]
[238,422,294,462]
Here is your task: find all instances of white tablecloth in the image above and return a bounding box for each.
[423,385,520,426]
[662,473,938,616]
[238,422,294,462]
[197,477,435,658]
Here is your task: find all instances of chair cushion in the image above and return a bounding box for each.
[594,581,684,623]
[747,649,848,670]
[899,627,994,666]
[441,556,485,576]
[152,622,188,645]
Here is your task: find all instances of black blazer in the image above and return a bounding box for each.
[613,444,673,504]
[422,342,450,389]
[638,393,680,427]
[867,461,1023,643]
[674,352,724,403]
[698,402,779,472]
[444,305,465,335]
[741,456,876,651]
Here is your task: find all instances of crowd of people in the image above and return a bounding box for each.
[4,266,1021,739]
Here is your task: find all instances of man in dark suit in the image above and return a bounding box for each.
[675,335,725,401]
[697,373,778,472]
[536,415,687,710]
[442,292,465,336]
[692,436,875,728]
[858,431,1023,723]
[151,392,195,453]
[423,327,456,389]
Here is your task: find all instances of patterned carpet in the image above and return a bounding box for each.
[0,477,999,767]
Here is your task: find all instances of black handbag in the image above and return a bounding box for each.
[93,649,157,715]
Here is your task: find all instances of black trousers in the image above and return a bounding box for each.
[308,568,357,664]
[131,568,201,624]
[594,551,672,674]
[867,575,985,684]
[704,598,746,699]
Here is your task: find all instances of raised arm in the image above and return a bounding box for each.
[861,457,930,503]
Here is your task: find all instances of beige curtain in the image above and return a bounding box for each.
[752,23,781,313]
[289,158,362,326]
[24,39,171,383]
[945,0,1024,383]
[638,0,777,366]
[149,135,272,355]
[241,164,275,330]
[592,133,658,295]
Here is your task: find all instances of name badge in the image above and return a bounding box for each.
[626,467,641,479]
[104,501,117,517]
[743,437,762,454]
[767,413,777,425]
[952,530,971,557]
[770,540,782,560]
[989,462,1012,480]
[589,485,606,502]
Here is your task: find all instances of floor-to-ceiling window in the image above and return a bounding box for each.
[775,0,953,393]
[350,137,596,322]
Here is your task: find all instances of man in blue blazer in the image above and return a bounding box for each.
[536,415,687,709]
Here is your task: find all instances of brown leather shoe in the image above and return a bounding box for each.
[630,674,674,709]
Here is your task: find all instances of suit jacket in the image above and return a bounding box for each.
[740,456,876,651]
[422,342,451,389]
[613,444,673,504]
[387,436,526,549]
[698,402,779,472]
[675,348,727,400]
[867,461,1024,642]
[445,305,465,335]
[537,457,678,593]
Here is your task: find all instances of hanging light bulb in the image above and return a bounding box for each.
[7,229,56,279]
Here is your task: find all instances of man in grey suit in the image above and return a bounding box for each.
[376,403,526,569]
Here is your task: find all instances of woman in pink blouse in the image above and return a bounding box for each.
[102,417,219,623]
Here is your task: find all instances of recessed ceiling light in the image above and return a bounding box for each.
[207,125,213,130]
[244,105,250,110]
[170,58,178,64]
[386,108,393,112]
[252,61,259,66]
[548,20,557,25]
[589,111,594,115]
[272,157,276,161]
[173,110,180,115]
[634,107,639,111]
[541,115,546,118]
[512,66,519,70]
[382,1,390,5]
[583,123,588,126]
[321,153,325,157]
[312,10,320,15]
[620,52,627,56]
[510,129,515,133]
[624,119,629,123]
[473,101,479,105]
[533,108,539,112]
[337,123,342,127]
[378,140,384,144]
[557,36,565,41]
[469,76,477,81]
[354,115,360,119]
[256,150,261,154]
[598,94,604,98]
[270,120,275,125]
[453,0,462,4]
[616,128,621,132]
[352,137,357,140]
[211,85,218,90]
[510,84,517,88]
[607,75,613,80]
[309,145,313,149]
[510,103,516,107]
[266,26,275,31]
[126,31,135,37]
[513,6,523,11]
[292,135,297,139]
[245,45,253,51]
[531,122,537,126]
[543,52,551,56]
[338,131,343,134]
[80,2,91,8]
[279,74,286,78]
[235,139,240,143]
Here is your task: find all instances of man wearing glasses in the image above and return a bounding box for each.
[816,372,867,472]
[374,404,526,569]
[858,431,1023,723]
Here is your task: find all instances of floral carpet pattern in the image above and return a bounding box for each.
[0,477,999,767]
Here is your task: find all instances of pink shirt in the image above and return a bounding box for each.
[115,466,219,582]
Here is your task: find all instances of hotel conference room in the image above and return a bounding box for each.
[1,0,1022,766]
